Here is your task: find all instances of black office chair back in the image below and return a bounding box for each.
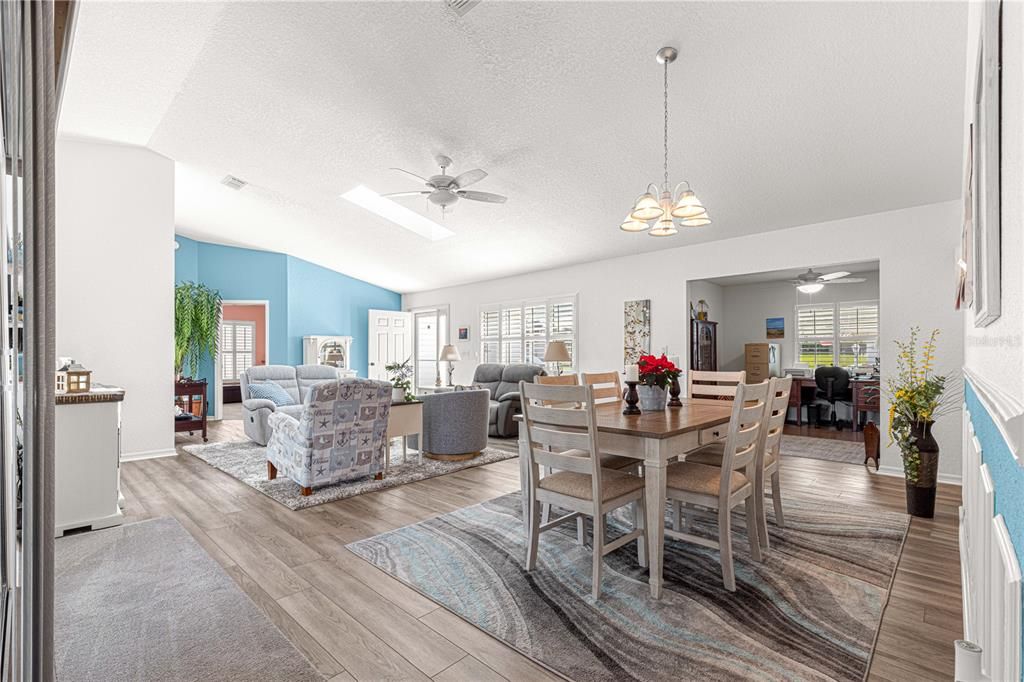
[815,366,850,399]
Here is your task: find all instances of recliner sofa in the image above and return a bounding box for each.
[471,363,546,437]
[240,364,340,445]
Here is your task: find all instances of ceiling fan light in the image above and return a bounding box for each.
[679,214,711,227]
[620,215,650,232]
[649,218,678,237]
[670,190,706,219]
[797,283,824,294]
[630,193,663,221]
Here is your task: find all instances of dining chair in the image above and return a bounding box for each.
[663,380,769,591]
[688,370,746,444]
[535,373,581,407]
[520,381,648,599]
[687,376,792,550]
[581,371,623,405]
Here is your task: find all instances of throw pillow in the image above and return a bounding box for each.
[248,382,296,406]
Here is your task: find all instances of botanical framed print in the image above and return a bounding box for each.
[624,299,650,365]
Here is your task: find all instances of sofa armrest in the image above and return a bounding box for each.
[497,391,521,403]
[243,398,276,412]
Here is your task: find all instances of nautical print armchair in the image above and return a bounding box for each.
[266,378,392,496]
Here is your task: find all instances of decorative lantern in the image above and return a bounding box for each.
[56,360,91,394]
[697,299,709,321]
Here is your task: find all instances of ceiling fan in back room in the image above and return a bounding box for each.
[788,268,866,294]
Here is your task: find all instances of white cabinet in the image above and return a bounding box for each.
[55,387,125,537]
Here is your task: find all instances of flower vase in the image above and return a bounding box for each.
[392,387,406,403]
[637,385,668,412]
[904,420,939,518]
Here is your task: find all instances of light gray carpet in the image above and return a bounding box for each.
[780,434,866,465]
[55,517,320,682]
[184,440,517,510]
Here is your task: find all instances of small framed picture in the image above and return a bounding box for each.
[458,327,469,341]
[766,317,784,339]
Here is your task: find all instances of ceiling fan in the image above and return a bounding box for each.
[383,155,507,213]
[789,268,866,293]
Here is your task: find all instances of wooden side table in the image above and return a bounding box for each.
[386,400,423,470]
[174,379,208,442]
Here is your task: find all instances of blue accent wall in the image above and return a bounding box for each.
[173,236,400,414]
[965,380,1024,676]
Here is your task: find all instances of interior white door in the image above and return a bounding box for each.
[367,310,413,381]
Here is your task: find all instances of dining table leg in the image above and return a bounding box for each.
[643,438,667,599]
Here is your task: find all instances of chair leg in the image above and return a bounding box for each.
[634,497,648,568]
[744,495,763,563]
[756,472,770,550]
[718,505,736,592]
[591,512,605,599]
[300,486,312,496]
[771,471,785,528]
[576,516,586,546]
[540,465,552,529]
[525,492,541,571]
[672,500,682,532]
[267,461,277,480]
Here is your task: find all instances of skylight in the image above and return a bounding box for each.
[341,185,454,241]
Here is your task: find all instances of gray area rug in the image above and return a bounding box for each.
[184,440,517,510]
[56,517,320,682]
[781,434,865,465]
[348,492,908,682]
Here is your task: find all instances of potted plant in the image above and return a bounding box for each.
[385,358,415,402]
[174,282,222,381]
[637,354,681,412]
[887,328,955,518]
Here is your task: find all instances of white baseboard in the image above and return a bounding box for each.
[120,448,177,462]
[873,463,962,486]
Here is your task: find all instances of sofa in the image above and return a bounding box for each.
[471,363,546,437]
[418,389,490,459]
[240,364,341,445]
[266,378,393,495]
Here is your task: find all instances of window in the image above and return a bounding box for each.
[796,300,879,368]
[412,307,448,389]
[220,320,254,381]
[480,296,577,373]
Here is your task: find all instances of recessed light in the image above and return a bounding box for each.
[341,185,454,241]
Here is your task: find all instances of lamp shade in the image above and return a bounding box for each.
[620,215,650,232]
[679,214,711,227]
[630,193,662,221]
[543,340,571,363]
[797,283,824,294]
[670,190,706,219]
[439,344,461,362]
[648,218,678,237]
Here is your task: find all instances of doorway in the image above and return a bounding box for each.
[367,309,413,382]
[215,300,269,420]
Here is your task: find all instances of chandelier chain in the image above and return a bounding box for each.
[663,58,669,192]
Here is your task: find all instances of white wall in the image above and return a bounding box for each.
[714,272,880,372]
[56,137,175,459]
[404,200,964,479]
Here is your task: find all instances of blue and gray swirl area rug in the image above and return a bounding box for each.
[347,493,909,681]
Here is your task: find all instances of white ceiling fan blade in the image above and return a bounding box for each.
[819,271,851,281]
[381,191,431,198]
[458,190,506,204]
[825,277,866,284]
[389,167,430,184]
[453,169,487,189]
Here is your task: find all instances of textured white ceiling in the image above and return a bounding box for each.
[59,1,966,293]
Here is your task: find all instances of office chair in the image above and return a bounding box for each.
[813,366,853,430]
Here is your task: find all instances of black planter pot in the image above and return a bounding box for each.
[905,420,939,518]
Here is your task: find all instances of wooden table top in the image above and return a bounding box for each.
[516,399,732,440]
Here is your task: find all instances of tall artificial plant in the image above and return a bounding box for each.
[174,282,222,379]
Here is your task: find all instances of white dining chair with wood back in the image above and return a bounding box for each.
[520,381,648,599]
[663,380,769,591]
[581,371,623,405]
[687,376,792,551]
[688,370,746,444]
[535,373,581,407]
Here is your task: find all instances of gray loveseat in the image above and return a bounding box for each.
[471,363,546,437]
[240,364,341,445]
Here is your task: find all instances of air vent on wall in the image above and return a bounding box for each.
[220,174,248,190]
[445,0,481,17]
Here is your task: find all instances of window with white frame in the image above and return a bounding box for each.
[796,300,879,368]
[413,307,448,389]
[220,320,255,381]
[480,296,577,373]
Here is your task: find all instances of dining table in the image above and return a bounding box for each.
[516,398,733,599]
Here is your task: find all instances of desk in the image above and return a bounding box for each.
[387,400,423,469]
[787,377,880,430]
[517,399,732,599]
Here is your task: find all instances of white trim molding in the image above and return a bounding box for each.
[121,448,177,462]
[964,366,1024,465]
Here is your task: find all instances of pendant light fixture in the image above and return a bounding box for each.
[620,46,711,236]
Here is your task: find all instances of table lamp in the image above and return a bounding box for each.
[439,344,461,386]
[543,340,571,376]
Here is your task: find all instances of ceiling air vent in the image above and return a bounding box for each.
[445,0,481,17]
[220,174,248,190]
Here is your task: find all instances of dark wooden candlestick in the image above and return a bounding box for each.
[623,381,641,415]
[668,376,682,407]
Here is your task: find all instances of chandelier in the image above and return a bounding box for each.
[621,47,711,237]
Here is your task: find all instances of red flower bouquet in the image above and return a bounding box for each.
[637,354,681,389]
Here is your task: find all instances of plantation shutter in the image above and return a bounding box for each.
[839,301,880,366]
[796,304,835,368]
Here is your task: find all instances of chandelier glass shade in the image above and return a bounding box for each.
[621,47,711,236]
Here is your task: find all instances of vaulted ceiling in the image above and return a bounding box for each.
[59,1,966,293]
